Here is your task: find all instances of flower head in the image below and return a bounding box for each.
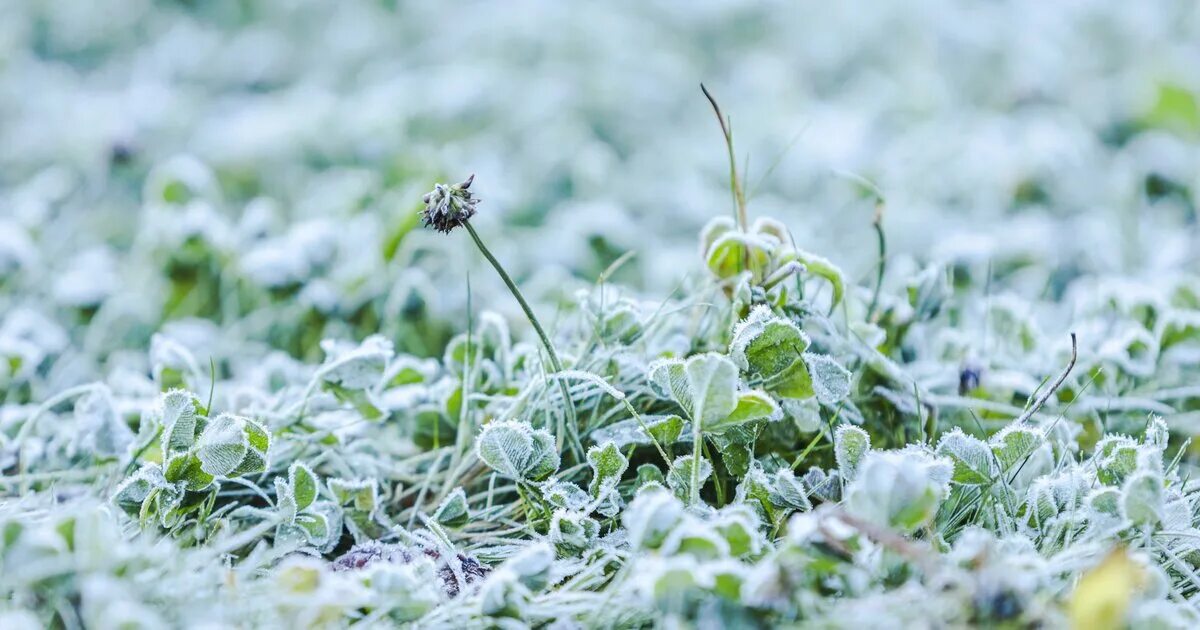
[421,174,478,234]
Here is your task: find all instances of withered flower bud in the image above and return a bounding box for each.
[421,174,478,234]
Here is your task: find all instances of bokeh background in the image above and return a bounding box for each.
[3,0,1200,399]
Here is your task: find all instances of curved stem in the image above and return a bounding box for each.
[463,221,583,459]
[701,83,748,232]
[1014,332,1078,425]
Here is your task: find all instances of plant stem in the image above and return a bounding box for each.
[463,221,583,459]
[206,514,282,559]
[701,437,724,506]
[867,201,887,323]
[691,417,703,506]
[444,274,475,497]
[1013,333,1078,425]
[701,84,748,232]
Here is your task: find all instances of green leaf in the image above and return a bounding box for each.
[1026,480,1058,529]
[289,463,318,512]
[907,263,951,320]
[1089,487,1122,518]
[526,429,560,481]
[642,415,684,446]
[412,406,456,450]
[647,359,690,408]
[684,353,739,432]
[543,480,591,512]
[730,306,810,378]
[159,389,201,456]
[705,390,779,435]
[164,453,214,492]
[275,477,297,523]
[663,522,727,560]
[783,397,822,432]
[113,464,168,516]
[442,333,478,372]
[636,464,665,488]
[713,505,765,558]
[154,486,185,528]
[769,468,812,512]
[834,424,871,482]
[433,487,470,529]
[387,363,429,387]
[196,414,248,477]
[327,383,384,421]
[74,386,134,459]
[768,359,814,399]
[936,429,993,485]
[328,478,377,513]
[666,455,711,503]
[549,510,600,554]
[751,216,792,243]
[845,451,950,533]
[481,569,531,619]
[294,512,331,546]
[699,216,736,257]
[622,485,685,550]
[587,441,629,498]
[1122,472,1164,526]
[1096,436,1140,486]
[735,465,778,525]
[649,353,740,434]
[476,420,560,481]
[229,446,267,477]
[307,502,343,553]
[712,431,755,478]
[504,543,554,592]
[990,424,1043,472]
[319,335,392,390]
[803,353,851,404]
[196,414,269,478]
[1142,82,1200,137]
[704,232,772,281]
[791,249,845,309]
[599,305,641,342]
[242,418,271,454]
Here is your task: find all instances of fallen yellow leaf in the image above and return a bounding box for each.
[1069,547,1145,630]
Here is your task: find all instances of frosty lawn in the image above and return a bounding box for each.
[4,2,1200,628]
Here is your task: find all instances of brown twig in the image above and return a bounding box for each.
[1014,332,1078,425]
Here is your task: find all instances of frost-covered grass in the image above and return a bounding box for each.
[5,1,1200,629]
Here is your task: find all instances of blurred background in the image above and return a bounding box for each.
[2,0,1200,400]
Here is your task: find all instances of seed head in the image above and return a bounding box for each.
[421,174,478,234]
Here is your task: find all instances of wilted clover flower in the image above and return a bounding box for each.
[421,174,478,233]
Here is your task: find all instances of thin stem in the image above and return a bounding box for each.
[701,83,748,232]
[790,427,827,471]
[15,383,98,491]
[762,261,804,290]
[867,201,887,322]
[444,274,475,496]
[206,514,282,559]
[702,437,724,506]
[691,419,703,506]
[463,221,583,459]
[1014,333,1078,425]
[543,370,671,466]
